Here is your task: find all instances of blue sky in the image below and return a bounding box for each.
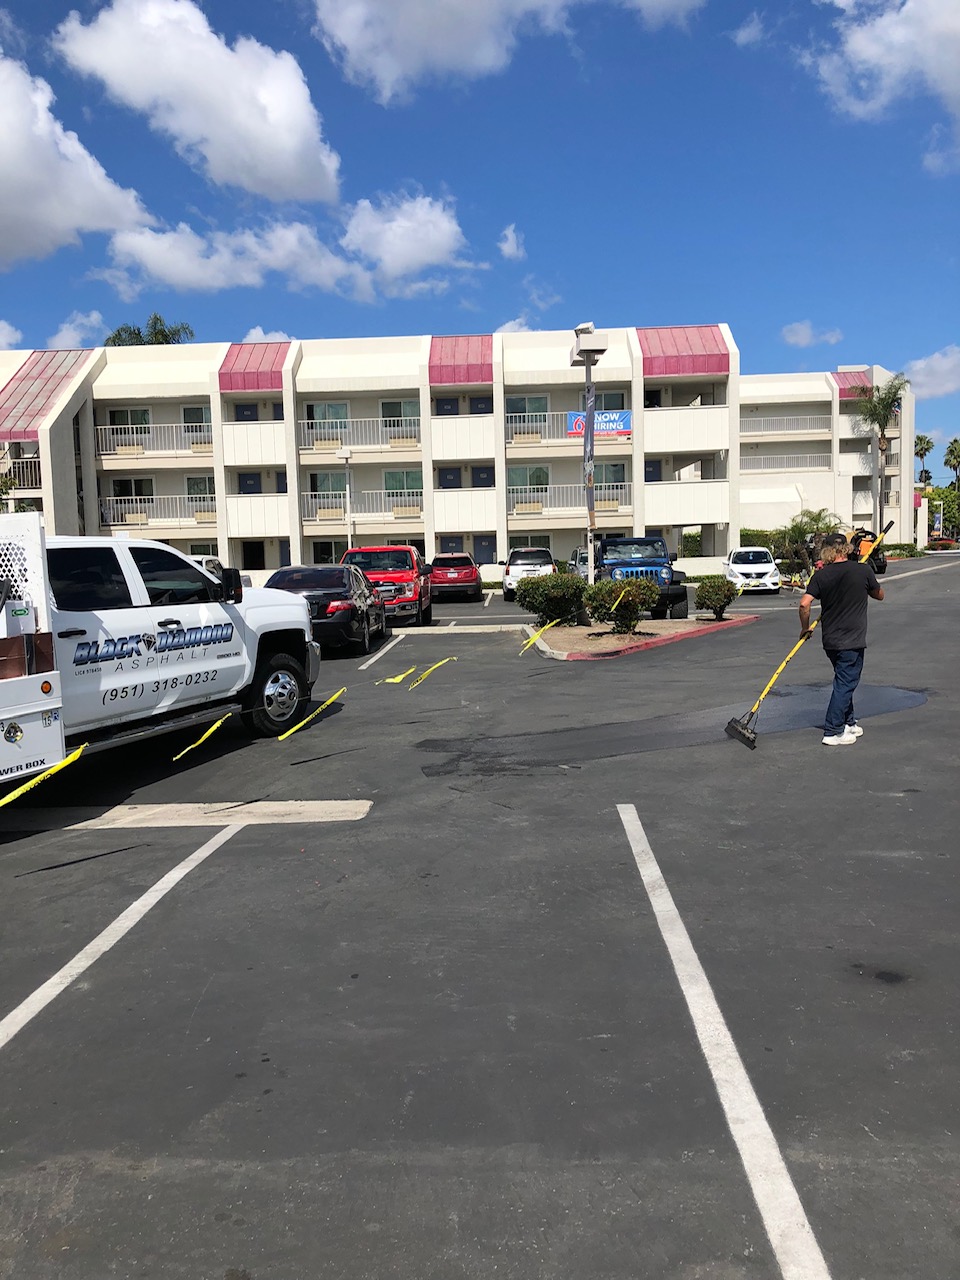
[1,0,957,482]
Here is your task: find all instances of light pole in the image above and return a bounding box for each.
[570,323,608,585]
[336,446,354,548]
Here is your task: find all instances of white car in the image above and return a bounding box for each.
[724,547,781,593]
[502,547,556,601]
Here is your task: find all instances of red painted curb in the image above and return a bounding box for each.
[555,613,760,661]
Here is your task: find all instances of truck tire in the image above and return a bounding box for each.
[242,653,307,737]
[651,606,668,620]
[421,598,433,625]
[503,588,515,602]
[669,597,689,619]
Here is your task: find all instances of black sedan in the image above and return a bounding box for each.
[265,564,388,654]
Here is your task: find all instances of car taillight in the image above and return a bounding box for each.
[326,600,353,614]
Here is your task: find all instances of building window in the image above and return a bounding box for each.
[643,390,662,409]
[505,394,547,425]
[581,391,625,411]
[306,402,348,422]
[190,542,217,557]
[186,475,216,497]
[469,395,493,415]
[182,406,211,431]
[384,469,422,493]
[312,539,348,563]
[112,477,154,498]
[509,534,551,551]
[507,465,549,490]
[596,463,626,485]
[381,398,420,422]
[108,407,150,434]
[309,471,347,493]
[434,396,459,416]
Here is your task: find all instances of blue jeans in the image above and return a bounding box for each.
[824,648,865,735]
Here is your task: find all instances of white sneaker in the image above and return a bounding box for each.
[846,723,864,737]
[822,729,858,746]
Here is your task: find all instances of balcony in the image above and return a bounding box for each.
[224,493,290,539]
[1,457,42,490]
[100,495,218,528]
[506,483,633,515]
[886,452,900,469]
[644,405,728,453]
[884,490,900,508]
[644,479,729,526]
[355,490,424,519]
[300,491,347,522]
[298,418,421,452]
[740,454,831,472]
[739,415,831,436]
[505,412,632,445]
[96,424,213,457]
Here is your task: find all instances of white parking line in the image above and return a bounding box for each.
[885,560,960,582]
[616,804,832,1280]
[0,824,243,1053]
[358,632,404,669]
[484,590,494,608]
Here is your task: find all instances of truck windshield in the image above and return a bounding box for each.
[343,550,413,572]
[602,541,666,560]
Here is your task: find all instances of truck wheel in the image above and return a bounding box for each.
[503,588,515,602]
[242,653,307,737]
[421,599,433,625]
[669,597,689,619]
[651,607,668,620]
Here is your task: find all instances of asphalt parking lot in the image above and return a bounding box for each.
[1,557,958,1280]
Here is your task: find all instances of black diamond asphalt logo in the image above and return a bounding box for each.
[142,633,156,651]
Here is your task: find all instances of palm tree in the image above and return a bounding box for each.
[914,433,934,484]
[850,372,910,530]
[775,507,841,570]
[944,438,960,492]
[105,312,194,346]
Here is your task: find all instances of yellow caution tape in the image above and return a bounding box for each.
[277,686,347,741]
[172,713,232,762]
[408,657,457,690]
[376,665,417,686]
[610,588,628,612]
[0,743,88,810]
[519,618,559,655]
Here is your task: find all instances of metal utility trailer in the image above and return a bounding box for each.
[0,513,67,785]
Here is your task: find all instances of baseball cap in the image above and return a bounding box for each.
[822,533,847,547]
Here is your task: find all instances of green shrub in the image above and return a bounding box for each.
[584,578,660,633]
[695,577,738,620]
[883,543,924,558]
[740,528,776,550]
[681,530,702,557]
[515,573,585,626]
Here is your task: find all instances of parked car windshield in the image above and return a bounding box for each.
[434,555,473,568]
[343,550,414,571]
[602,541,666,560]
[509,549,552,564]
[731,550,774,565]
[267,567,346,589]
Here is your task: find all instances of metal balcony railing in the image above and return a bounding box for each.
[507,483,633,513]
[355,489,424,517]
[300,491,348,520]
[298,417,421,450]
[883,490,900,508]
[2,458,43,489]
[100,495,218,526]
[96,424,214,455]
[885,453,900,468]
[739,415,832,435]
[506,411,636,443]
[740,454,831,471]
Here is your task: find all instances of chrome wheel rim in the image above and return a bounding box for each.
[263,670,300,723]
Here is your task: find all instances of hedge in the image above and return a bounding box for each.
[584,578,660,633]
[515,573,586,626]
[694,577,738,620]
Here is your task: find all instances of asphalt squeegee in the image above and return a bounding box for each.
[724,520,894,749]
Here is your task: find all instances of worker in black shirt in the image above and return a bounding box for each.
[799,533,884,746]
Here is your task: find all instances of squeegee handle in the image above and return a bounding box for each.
[748,621,819,716]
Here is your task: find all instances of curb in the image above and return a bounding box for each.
[524,613,760,661]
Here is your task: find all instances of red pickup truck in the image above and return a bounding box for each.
[340,545,433,625]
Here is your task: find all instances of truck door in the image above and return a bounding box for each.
[125,545,247,712]
[47,544,160,733]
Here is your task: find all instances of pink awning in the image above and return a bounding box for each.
[219,342,290,393]
[0,350,94,442]
[637,325,729,377]
[429,335,493,385]
[831,369,872,400]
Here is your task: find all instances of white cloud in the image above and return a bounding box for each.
[340,193,469,280]
[731,11,765,47]
[55,0,340,202]
[905,344,960,399]
[107,221,372,301]
[0,318,23,348]
[313,0,707,103]
[496,315,531,332]
[782,320,844,347]
[0,50,149,268]
[243,325,293,343]
[498,223,526,261]
[813,0,960,170]
[46,309,105,348]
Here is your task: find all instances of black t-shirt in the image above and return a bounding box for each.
[805,560,880,650]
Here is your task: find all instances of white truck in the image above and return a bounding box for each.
[0,513,321,785]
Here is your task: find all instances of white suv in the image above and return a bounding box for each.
[502,547,556,601]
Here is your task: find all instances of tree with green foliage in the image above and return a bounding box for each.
[849,372,910,531]
[925,485,959,536]
[773,507,841,570]
[105,312,195,346]
[914,433,934,484]
[944,439,960,492]
[584,578,660,633]
[694,576,738,620]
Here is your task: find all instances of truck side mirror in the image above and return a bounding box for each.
[220,566,243,604]
[670,552,677,562]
